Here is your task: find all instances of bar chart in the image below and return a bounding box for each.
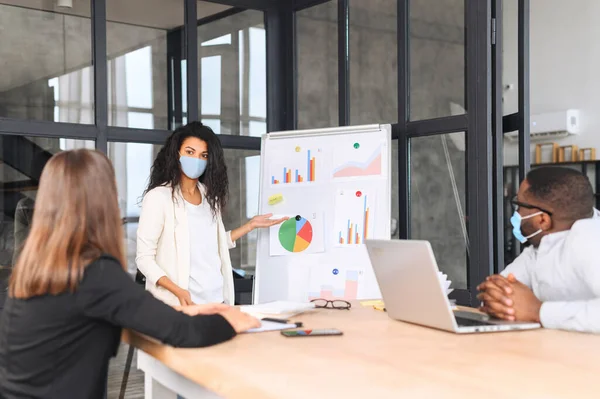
[270,148,318,185]
[308,267,362,301]
[333,189,374,246]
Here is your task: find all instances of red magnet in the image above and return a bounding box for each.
[356,191,362,197]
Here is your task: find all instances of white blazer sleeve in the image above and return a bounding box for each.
[539,222,600,333]
[226,231,236,249]
[136,190,168,286]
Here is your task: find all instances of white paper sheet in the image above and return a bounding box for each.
[244,320,298,334]
[240,301,316,319]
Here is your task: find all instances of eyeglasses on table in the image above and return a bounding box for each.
[310,298,351,310]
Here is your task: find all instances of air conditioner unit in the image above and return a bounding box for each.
[505,109,580,143]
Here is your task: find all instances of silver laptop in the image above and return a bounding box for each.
[365,239,540,333]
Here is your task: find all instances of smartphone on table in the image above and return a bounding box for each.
[281,329,343,337]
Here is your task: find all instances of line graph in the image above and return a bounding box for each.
[332,141,384,179]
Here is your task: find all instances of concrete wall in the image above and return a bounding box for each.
[0,1,469,287]
[296,3,338,129]
[0,4,261,272]
[297,0,468,288]
[0,4,170,126]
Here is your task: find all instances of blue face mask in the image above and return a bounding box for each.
[179,155,207,179]
[510,210,543,243]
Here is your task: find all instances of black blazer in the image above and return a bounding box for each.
[0,255,236,399]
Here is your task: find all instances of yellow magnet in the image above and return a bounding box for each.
[295,146,301,152]
[268,193,284,205]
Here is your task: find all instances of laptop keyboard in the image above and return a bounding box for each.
[455,316,494,327]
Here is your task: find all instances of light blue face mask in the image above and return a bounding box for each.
[179,155,207,179]
[510,210,543,243]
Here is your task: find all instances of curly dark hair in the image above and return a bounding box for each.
[144,122,228,215]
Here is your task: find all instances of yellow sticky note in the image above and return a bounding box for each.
[360,300,386,311]
[360,300,384,307]
[268,193,284,205]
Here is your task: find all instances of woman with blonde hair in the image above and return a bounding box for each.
[0,149,258,399]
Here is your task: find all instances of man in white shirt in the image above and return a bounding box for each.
[477,166,600,333]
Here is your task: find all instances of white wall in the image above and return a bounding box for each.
[503,0,600,165]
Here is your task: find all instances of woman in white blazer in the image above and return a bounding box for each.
[136,122,286,306]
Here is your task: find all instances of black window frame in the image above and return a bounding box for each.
[0,0,532,305]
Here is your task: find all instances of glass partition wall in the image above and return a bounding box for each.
[1,1,534,396]
[0,0,533,311]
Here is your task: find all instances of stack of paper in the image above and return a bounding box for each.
[240,301,316,319]
[438,271,454,296]
[438,272,457,307]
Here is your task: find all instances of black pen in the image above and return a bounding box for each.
[261,317,288,323]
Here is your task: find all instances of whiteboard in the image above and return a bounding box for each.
[253,124,392,304]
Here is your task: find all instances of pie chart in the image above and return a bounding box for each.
[278,216,313,252]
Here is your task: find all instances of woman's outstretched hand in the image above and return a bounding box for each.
[249,213,288,229]
[231,214,289,242]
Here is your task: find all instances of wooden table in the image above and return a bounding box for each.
[125,303,600,399]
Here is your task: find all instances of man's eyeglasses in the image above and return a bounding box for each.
[310,299,351,310]
[510,196,553,216]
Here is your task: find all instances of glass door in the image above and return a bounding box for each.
[399,0,493,305]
